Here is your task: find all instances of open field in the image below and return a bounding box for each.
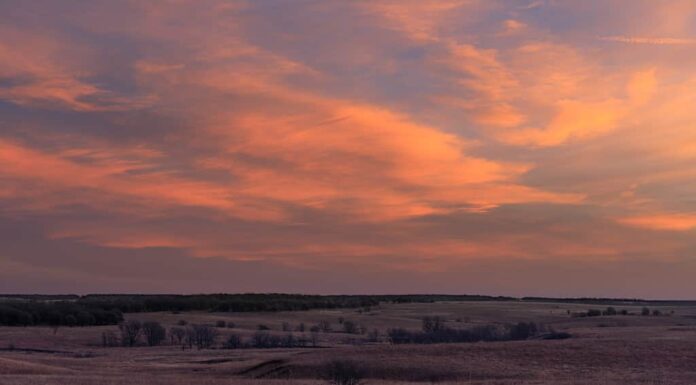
[3,300,696,384]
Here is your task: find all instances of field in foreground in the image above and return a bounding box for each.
[2,300,696,384]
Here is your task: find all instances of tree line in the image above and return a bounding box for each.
[386,316,570,344]
[0,302,123,326]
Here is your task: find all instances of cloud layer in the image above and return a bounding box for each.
[1,0,696,297]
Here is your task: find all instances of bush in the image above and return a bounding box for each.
[257,324,270,330]
[652,309,662,316]
[586,309,602,317]
[422,316,445,333]
[642,307,650,316]
[387,328,412,344]
[177,319,188,326]
[540,331,572,340]
[509,322,538,340]
[325,360,363,385]
[604,307,617,316]
[227,321,236,328]
[216,320,226,328]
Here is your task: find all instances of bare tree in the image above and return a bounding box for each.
[225,333,242,349]
[318,320,332,332]
[188,324,218,349]
[170,327,186,346]
[143,321,166,346]
[119,320,142,347]
[310,330,320,347]
[101,331,119,347]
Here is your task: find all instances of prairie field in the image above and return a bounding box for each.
[2,300,696,385]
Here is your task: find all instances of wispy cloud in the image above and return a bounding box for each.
[599,35,696,45]
[1,0,696,295]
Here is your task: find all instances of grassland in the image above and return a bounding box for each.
[2,300,696,384]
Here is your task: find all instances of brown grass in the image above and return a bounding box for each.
[2,301,696,384]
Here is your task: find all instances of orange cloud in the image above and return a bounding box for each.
[360,0,473,42]
[497,67,659,147]
[617,214,696,231]
[2,0,696,288]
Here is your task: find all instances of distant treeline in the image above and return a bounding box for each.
[2,293,695,327]
[0,294,514,326]
[521,297,696,306]
[79,294,380,313]
[0,302,123,327]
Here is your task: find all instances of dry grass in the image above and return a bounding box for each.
[2,301,696,384]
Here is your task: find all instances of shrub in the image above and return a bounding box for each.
[509,322,538,340]
[541,331,572,340]
[586,309,602,317]
[604,307,617,316]
[642,307,650,316]
[282,322,291,331]
[177,319,188,326]
[227,321,236,328]
[387,328,412,344]
[325,360,363,385]
[422,316,445,333]
[652,309,662,316]
[216,320,227,328]
[143,321,166,346]
[257,324,270,330]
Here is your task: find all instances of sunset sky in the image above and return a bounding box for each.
[2,1,696,298]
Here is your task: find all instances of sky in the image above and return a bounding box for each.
[1,1,696,298]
